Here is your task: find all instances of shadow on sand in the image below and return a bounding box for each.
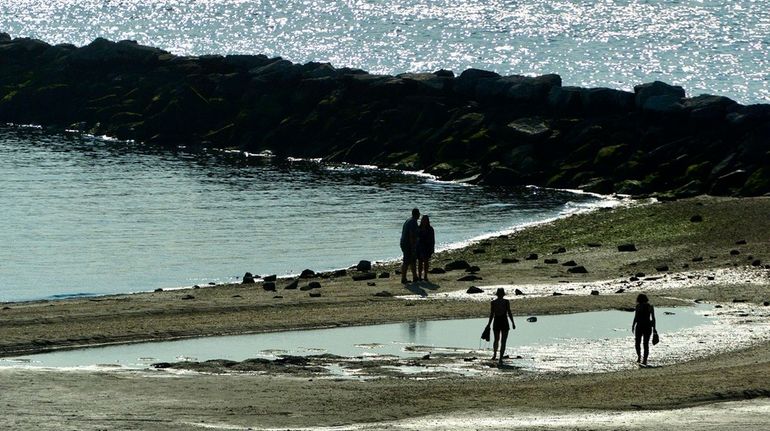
[404,281,440,297]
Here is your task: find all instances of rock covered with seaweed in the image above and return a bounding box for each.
[1,34,769,197]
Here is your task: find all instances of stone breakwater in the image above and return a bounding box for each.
[1,34,769,197]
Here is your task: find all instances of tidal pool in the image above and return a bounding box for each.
[2,304,730,371]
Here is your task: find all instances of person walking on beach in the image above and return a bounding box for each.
[416,215,435,282]
[632,293,656,365]
[486,288,515,365]
[400,208,420,284]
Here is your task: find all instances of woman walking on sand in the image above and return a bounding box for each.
[486,288,515,365]
[632,293,656,365]
[416,215,435,281]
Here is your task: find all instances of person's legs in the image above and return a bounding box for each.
[499,329,509,364]
[417,258,425,281]
[634,330,642,362]
[410,251,418,281]
[423,257,430,281]
[491,329,501,360]
[642,328,651,364]
[401,245,411,283]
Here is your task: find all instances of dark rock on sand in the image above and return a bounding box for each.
[154,288,163,292]
[526,317,537,322]
[309,292,321,297]
[465,265,481,273]
[356,260,372,271]
[630,276,639,282]
[445,260,471,271]
[514,289,525,295]
[181,294,195,300]
[763,301,769,306]
[752,259,762,267]
[544,258,558,264]
[379,272,391,278]
[263,282,276,291]
[428,268,446,274]
[552,292,563,296]
[352,272,377,281]
[374,291,393,297]
[735,239,748,245]
[553,247,567,254]
[730,249,741,256]
[263,274,277,282]
[466,286,483,294]
[473,248,486,254]
[242,272,256,284]
[458,275,483,281]
[655,265,670,272]
[300,269,316,278]
[692,256,704,262]
[284,279,299,290]
[568,266,588,274]
[151,362,172,369]
[367,282,376,286]
[618,243,637,252]
[334,269,348,277]
[690,214,703,223]
[562,260,577,267]
[586,243,602,247]
[525,253,538,260]
[616,288,626,294]
[501,257,520,264]
[308,281,322,289]
[590,290,600,296]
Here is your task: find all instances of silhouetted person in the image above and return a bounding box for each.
[416,215,435,282]
[400,208,420,284]
[486,288,515,365]
[632,293,656,365]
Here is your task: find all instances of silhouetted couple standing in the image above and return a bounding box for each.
[400,208,434,284]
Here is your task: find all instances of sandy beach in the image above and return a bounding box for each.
[1,195,769,430]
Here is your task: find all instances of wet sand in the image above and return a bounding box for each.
[1,195,769,429]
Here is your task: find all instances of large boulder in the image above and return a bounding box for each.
[455,68,501,98]
[506,74,561,105]
[506,117,552,142]
[634,81,685,110]
[580,87,635,115]
[683,94,738,122]
[69,38,165,67]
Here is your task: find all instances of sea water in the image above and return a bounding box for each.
[1,0,768,104]
[0,127,608,301]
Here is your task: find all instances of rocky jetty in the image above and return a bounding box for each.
[1,34,769,197]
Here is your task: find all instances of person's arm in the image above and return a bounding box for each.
[507,300,515,330]
[651,305,656,330]
[429,228,435,254]
[487,302,494,327]
[632,307,637,332]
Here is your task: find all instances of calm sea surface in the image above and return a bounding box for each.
[0,127,608,302]
[1,0,768,104]
[1,1,764,301]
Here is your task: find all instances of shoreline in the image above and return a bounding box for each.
[1,195,770,430]
[1,173,624,305]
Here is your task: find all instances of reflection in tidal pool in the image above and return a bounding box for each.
[5,305,718,370]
